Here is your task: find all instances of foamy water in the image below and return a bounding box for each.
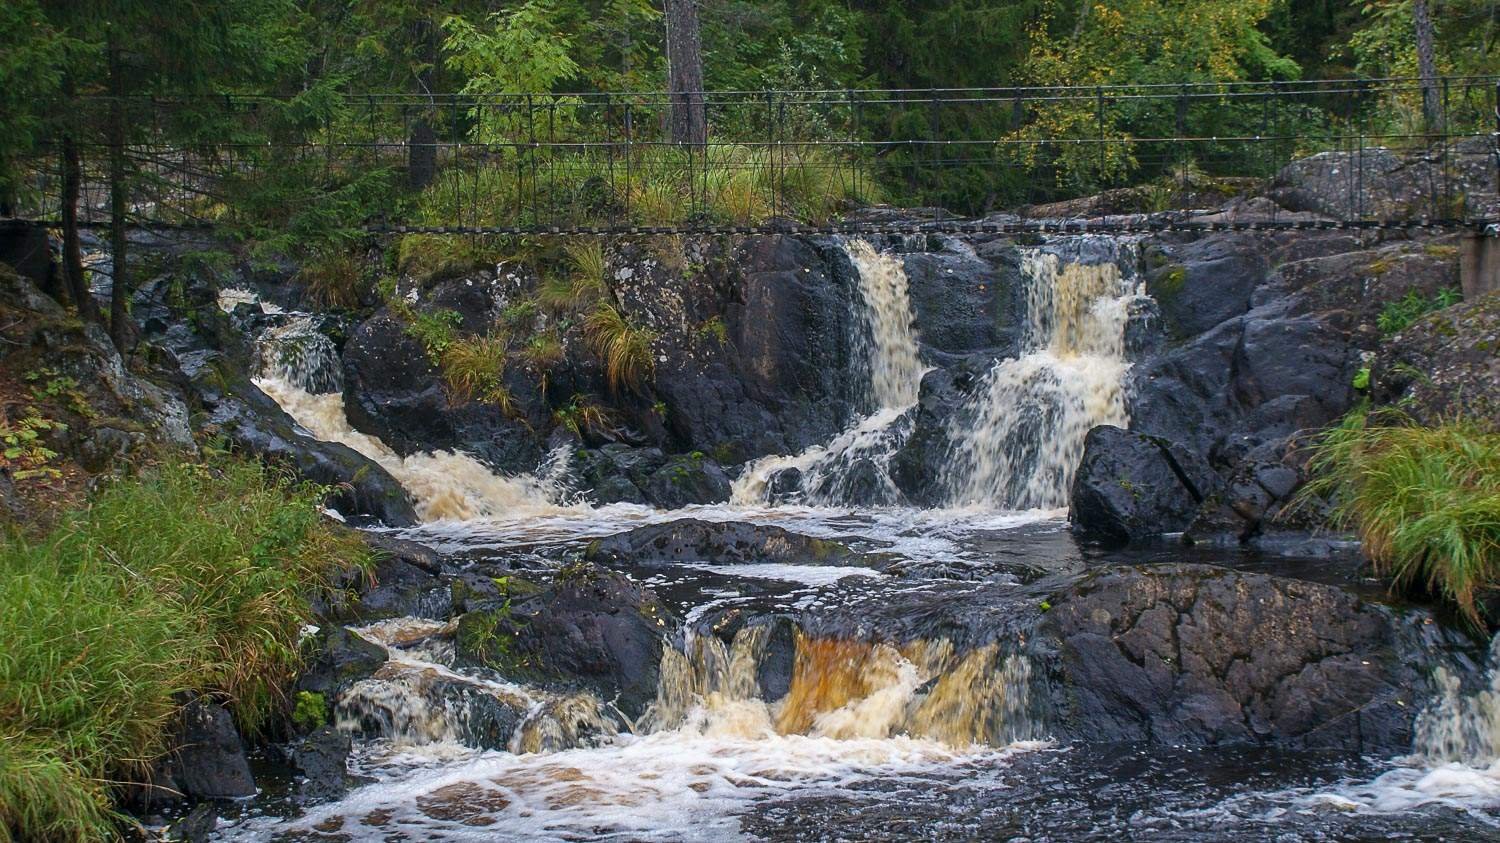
[943,243,1145,508]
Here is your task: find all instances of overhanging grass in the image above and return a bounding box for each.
[0,455,369,841]
[1300,408,1500,626]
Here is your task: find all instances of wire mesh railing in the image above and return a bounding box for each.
[8,75,1498,236]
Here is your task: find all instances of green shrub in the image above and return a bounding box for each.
[1377,287,1462,335]
[0,455,367,839]
[405,309,463,363]
[583,303,656,394]
[553,393,614,439]
[1300,408,1500,626]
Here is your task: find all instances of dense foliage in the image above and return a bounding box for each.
[1301,408,1500,627]
[2,1,1493,221]
[0,455,368,841]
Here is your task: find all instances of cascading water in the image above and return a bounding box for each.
[941,240,1145,509]
[334,618,624,758]
[231,292,569,521]
[845,238,924,410]
[648,627,1041,748]
[733,239,924,505]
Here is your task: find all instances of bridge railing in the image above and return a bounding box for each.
[8,76,1497,235]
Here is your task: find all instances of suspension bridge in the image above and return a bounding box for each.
[8,76,1500,238]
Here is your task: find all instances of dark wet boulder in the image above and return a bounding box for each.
[644,235,861,460]
[162,803,218,842]
[1372,291,1500,426]
[1038,563,1474,753]
[295,626,388,700]
[284,726,364,803]
[332,539,451,622]
[128,697,256,808]
[764,467,804,504]
[903,239,1020,358]
[1069,426,1220,543]
[584,518,850,566]
[890,367,976,506]
[1143,233,1269,340]
[566,445,663,505]
[641,453,733,508]
[454,563,675,718]
[1185,454,1310,545]
[341,308,543,475]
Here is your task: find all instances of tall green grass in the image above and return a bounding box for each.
[1301,408,1500,626]
[0,455,368,841]
[412,144,879,231]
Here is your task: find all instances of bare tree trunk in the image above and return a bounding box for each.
[407,16,438,191]
[664,0,706,146]
[1413,0,1443,132]
[107,36,132,352]
[60,135,98,323]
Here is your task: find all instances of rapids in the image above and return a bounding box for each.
[211,241,1500,841]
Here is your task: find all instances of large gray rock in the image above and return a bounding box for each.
[454,563,676,719]
[341,307,543,475]
[1373,291,1500,426]
[1040,564,1472,753]
[1069,426,1221,543]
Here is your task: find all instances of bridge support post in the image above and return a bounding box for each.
[1461,228,1500,299]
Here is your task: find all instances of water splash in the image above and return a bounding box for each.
[730,406,913,506]
[256,318,342,393]
[942,242,1145,509]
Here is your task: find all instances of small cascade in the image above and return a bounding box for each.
[256,376,567,521]
[1413,634,1500,766]
[734,239,925,505]
[237,292,568,521]
[257,318,342,394]
[335,618,624,756]
[942,241,1145,509]
[647,626,1041,748]
[730,406,913,506]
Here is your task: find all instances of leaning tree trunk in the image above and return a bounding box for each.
[60,135,98,323]
[1413,0,1443,133]
[407,16,439,191]
[664,0,706,146]
[107,39,132,352]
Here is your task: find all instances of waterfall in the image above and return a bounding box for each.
[941,242,1144,509]
[846,238,924,410]
[733,239,924,505]
[646,626,1041,748]
[241,300,566,521]
[1413,634,1500,766]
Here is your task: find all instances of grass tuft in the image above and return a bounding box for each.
[441,332,516,415]
[0,454,367,839]
[1377,287,1462,335]
[297,249,366,310]
[1299,407,1500,626]
[583,303,656,394]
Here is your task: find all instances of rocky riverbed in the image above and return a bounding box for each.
[1,138,1497,840]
